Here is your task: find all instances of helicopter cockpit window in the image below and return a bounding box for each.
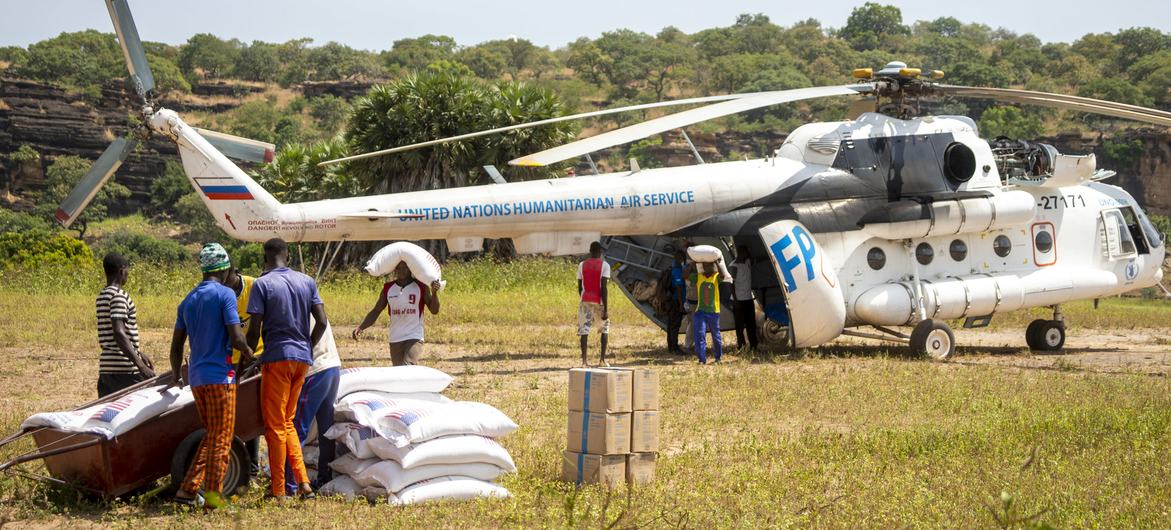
[1139,211,1164,248]
[1119,206,1151,255]
[1101,209,1137,259]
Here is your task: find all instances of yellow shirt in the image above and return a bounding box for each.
[695,272,720,314]
[233,274,262,363]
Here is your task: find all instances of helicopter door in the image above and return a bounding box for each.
[1101,209,1138,260]
[757,220,845,347]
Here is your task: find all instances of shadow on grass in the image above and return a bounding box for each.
[446,352,565,363]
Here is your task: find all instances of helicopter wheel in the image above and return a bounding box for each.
[1026,319,1065,352]
[910,319,955,360]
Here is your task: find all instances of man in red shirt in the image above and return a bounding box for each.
[576,241,610,366]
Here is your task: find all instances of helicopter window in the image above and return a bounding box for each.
[1119,206,1151,255]
[1033,230,1053,253]
[943,143,976,183]
[993,235,1012,257]
[1102,209,1137,258]
[1139,211,1164,248]
[949,239,967,261]
[915,243,934,265]
[867,247,886,270]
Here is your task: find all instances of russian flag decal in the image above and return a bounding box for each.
[201,185,254,200]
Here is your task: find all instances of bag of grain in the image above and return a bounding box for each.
[373,435,516,471]
[337,366,453,397]
[376,401,518,447]
[364,242,446,290]
[329,452,380,476]
[354,459,508,493]
[324,422,398,460]
[389,476,510,505]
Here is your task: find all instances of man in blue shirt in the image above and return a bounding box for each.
[665,249,688,354]
[246,238,328,500]
[168,243,252,509]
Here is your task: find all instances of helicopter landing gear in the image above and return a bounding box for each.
[910,319,955,360]
[1026,305,1066,352]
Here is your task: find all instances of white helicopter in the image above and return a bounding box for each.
[61,0,1170,358]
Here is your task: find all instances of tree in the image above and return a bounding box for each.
[306,42,384,80]
[457,46,508,79]
[17,30,123,97]
[566,37,612,85]
[383,35,457,72]
[235,41,281,82]
[146,53,191,94]
[345,69,578,197]
[1112,27,1171,72]
[978,107,1044,139]
[838,3,910,51]
[308,95,351,134]
[1077,78,1154,107]
[178,33,241,79]
[38,155,131,233]
[146,161,190,217]
[0,46,28,69]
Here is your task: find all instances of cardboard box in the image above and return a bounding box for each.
[568,368,632,413]
[563,451,625,486]
[612,367,660,410]
[626,452,656,484]
[567,411,631,455]
[630,410,660,453]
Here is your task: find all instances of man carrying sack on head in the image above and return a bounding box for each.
[246,238,329,501]
[168,243,252,509]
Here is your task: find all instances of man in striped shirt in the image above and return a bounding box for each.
[96,253,155,397]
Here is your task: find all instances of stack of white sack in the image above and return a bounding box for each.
[318,366,517,505]
[686,244,733,279]
[365,241,446,291]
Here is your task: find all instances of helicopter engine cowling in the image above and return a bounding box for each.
[857,190,1036,240]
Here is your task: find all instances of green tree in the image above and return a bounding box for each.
[306,42,384,80]
[839,3,910,51]
[254,137,357,202]
[345,70,578,197]
[17,30,123,97]
[0,45,28,69]
[1112,27,1171,72]
[383,35,457,72]
[177,33,241,79]
[38,155,132,231]
[307,95,351,135]
[457,46,509,79]
[146,161,190,217]
[1077,78,1154,106]
[235,41,281,82]
[978,106,1044,139]
[146,53,191,94]
[565,37,612,85]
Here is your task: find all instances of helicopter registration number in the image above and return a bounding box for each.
[1037,194,1086,210]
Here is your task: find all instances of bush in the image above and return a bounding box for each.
[146,161,191,217]
[0,209,92,269]
[92,228,190,265]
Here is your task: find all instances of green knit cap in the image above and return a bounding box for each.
[199,243,231,273]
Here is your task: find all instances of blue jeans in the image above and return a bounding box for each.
[693,311,722,363]
[285,366,339,493]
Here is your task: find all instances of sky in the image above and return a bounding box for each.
[1,0,1168,51]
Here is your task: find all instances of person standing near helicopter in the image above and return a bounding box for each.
[353,261,441,365]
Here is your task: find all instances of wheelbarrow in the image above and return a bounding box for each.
[0,370,263,499]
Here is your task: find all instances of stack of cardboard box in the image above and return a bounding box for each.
[563,367,660,486]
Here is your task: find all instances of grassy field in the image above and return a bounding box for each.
[0,258,1169,528]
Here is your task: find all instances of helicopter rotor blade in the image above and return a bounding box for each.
[316,92,789,167]
[56,137,137,228]
[105,0,155,97]
[509,84,872,167]
[941,85,1171,127]
[194,128,276,164]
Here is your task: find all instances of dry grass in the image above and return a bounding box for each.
[0,259,1169,528]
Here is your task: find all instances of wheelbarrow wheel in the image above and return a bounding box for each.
[170,430,251,497]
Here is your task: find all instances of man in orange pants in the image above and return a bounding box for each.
[246,238,328,500]
[168,243,252,508]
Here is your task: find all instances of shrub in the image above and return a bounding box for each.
[0,209,93,269]
[91,228,190,265]
[146,161,191,217]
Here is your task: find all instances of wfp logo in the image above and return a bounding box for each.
[768,224,817,292]
[1125,259,1139,281]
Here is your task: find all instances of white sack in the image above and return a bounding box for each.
[303,445,320,466]
[324,422,398,460]
[319,475,363,501]
[337,366,453,397]
[390,476,510,505]
[22,386,186,439]
[686,245,723,263]
[335,393,444,428]
[364,242,446,290]
[376,401,518,448]
[354,459,507,493]
[375,435,516,471]
[329,452,380,477]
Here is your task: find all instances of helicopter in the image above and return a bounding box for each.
[59,0,1170,359]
